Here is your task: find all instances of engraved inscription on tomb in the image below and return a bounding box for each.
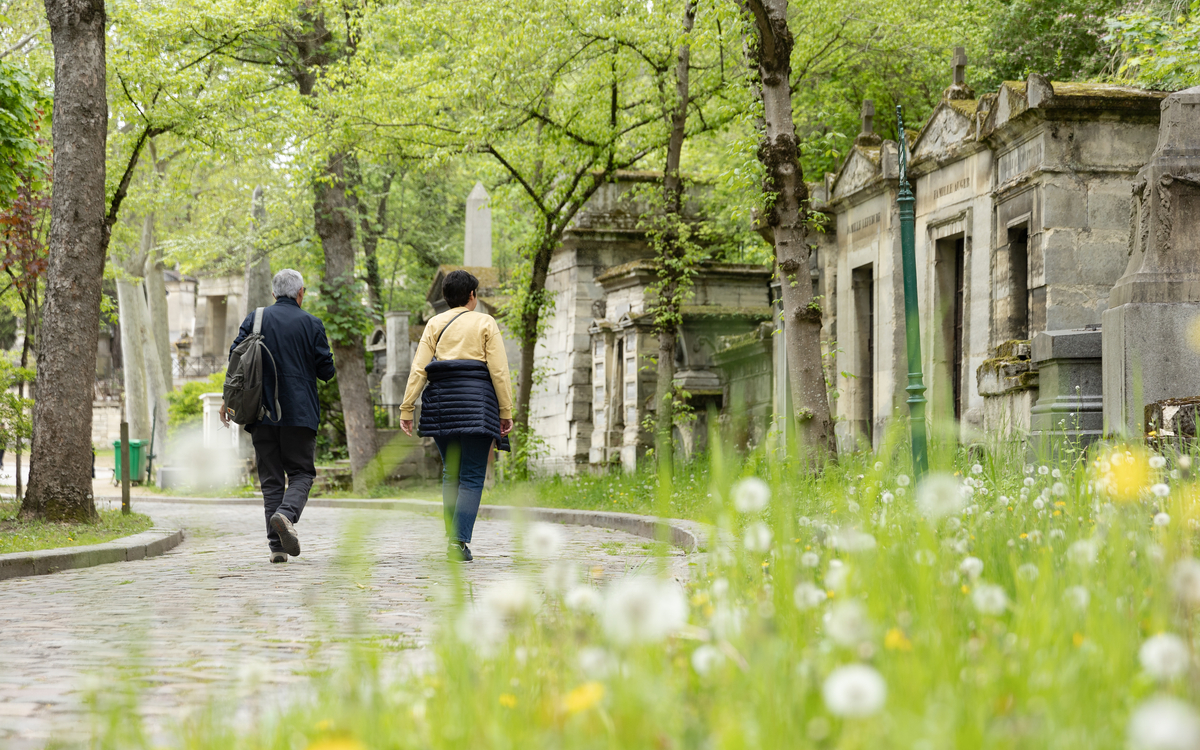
[931,176,971,201]
[997,138,1043,184]
[849,212,881,236]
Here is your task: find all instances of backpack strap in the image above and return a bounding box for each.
[431,310,470,361]
[253,306,282,422]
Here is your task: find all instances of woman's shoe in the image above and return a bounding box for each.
[448,541,473,563]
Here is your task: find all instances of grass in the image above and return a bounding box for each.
[0,499,154,555]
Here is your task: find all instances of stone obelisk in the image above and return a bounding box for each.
[464,182,492,267]
[1102,85,1200,434]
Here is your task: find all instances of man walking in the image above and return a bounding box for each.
[220,269,336,563]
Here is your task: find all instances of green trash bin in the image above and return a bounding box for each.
[113,439,149,483]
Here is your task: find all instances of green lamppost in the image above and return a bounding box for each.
[896,105,929,479]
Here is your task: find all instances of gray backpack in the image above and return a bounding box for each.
[223,307,282,426]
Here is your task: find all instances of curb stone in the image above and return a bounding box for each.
[0,527,185,581]
[94,495,711,552]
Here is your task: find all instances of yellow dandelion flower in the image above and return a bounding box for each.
[314,720,334,732]
[884,627,913,651]
[1096,444,1153,502]
[1073,632,1085,647]
[499,693,518,708]
[562,682,605,714]
[961,584,971,594]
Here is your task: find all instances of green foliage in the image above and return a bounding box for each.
[975,0,1124,88]
[310,275,374,347]
[1105,0,1200,89]
[0,355,33,450]
[166,370,226,432]
[0,59,44,208]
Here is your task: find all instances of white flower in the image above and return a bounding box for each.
[1024,477,1036,488]
[1050,528,1065,540]
[525,522,564,559]
[1139,633,1191,681]
[971,583,1008,615]
[1171,559,1200,609]
[602,576,688,646]
[1052,468,1062,479]
[831,528,876,553]
[1033,498,1045,510]
[971,463,983,475]
[1128,697,1200,750]
[733,477,771,513]
[743,522,773,552]
[825,600,871,646]
[915,473,967,520]
[691,644,724,675]
[1155,512,1172,527]
[565,585,603,613]
[847,500,860,513]
[824,560,850,590]
[711,578,730,598]
[959,556,984,580]
[1153,483,1171,498]
[914,549,937,566]
[543,561,579,593]
[1067,539,1100,567]
[482,579,541,623]
[577,646,614,678]
[1017,563,1039,582]
[456,606,508,654]
[1053,482,1067,497]
[1024,464,1034,475]
[1181,456,1193,470]
[881,491,894,505]
[896,474,911,487]
[874,462,884,471]
[801,551,820,568]
[794,582,828,610]
[822,664,886,718]
[1038,465,1050,475]
[1151,455,1168,469]
[1064,585,1090,610]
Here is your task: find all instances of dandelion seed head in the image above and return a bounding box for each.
[525,522,564,559]
[1151,455,1167,469]
[691,644,724,675]
[744,522,773,552]
[733,477,771,513]
[916,473,967,520]
[972,583,1008,615]
[602,576,687,646]
[959,556,984,579]
[1155,512,1171,527]
[1064,585,1090,610]
[1139,633,1191,681]
[822,664,887,718]
[1153,483,1171,498]
[1127,697,1200,750]
[794,582,828,610]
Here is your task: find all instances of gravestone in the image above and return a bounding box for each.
[1028,328,1104,456]
[1103,85,1200,435]
[380,311,411,425]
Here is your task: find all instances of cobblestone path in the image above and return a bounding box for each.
[0,500,689,749]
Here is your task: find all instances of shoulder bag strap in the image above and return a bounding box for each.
[431,310,470,361]
[253,306,282,422]
[252,307,264,335]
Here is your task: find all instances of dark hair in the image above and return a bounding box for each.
[443,269,479,308]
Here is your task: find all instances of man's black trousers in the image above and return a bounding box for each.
[250,425,317,552]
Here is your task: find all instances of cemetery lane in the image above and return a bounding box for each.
[0,500,689,749]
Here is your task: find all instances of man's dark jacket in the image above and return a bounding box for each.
[229,297,336,432]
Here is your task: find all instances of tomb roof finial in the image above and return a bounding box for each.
[854,99,882,147]
[944,46,975,101]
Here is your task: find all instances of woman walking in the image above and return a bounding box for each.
[399,270,513,563]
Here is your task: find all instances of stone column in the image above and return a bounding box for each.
[1103,85,1200,435]
[464,182,492,267]
[381,311,411,423]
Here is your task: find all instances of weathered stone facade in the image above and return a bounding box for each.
[819,61,1166,447]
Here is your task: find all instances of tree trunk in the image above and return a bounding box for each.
[744,0,835,461]
[653,0,696,477]
[314,151,376,486]
[513,230,557,452]
[137,276,169,479]
[21,0,108,522]
[142,216,174,392]
[115,277,151,442]
[243,185,273,310]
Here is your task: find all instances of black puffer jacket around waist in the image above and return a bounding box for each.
[417,359,511,451]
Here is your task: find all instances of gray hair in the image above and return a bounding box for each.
[273,269,304,299]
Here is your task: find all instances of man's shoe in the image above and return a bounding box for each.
[270,551,288,564]
[448,541,473,563]
[270,513,301,557]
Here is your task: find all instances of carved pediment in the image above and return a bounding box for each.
[832,148,883,199]
[912,103,972,163]
[994,82,1028,128]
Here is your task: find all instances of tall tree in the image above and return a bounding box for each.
[22,0,108,521]
[650,0,698,477]
[743,0,835,461]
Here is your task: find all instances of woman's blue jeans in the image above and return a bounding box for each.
[433,435,493,543]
